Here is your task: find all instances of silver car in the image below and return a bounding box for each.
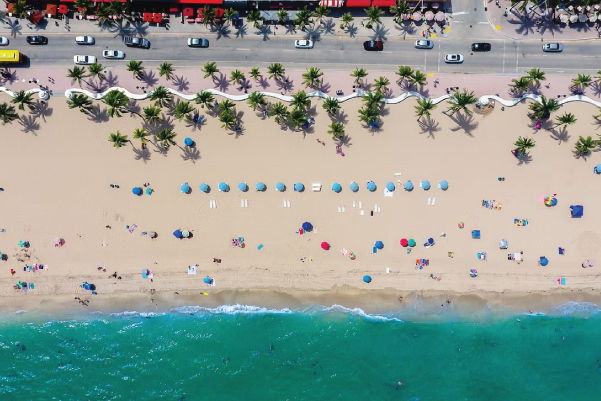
[542,43,563,52]
[103,50,125,59]
[414,39,434,49]
[75,36,95,45]
[295,39,314,49]
[0,37,9,46]
[444,54,464,64]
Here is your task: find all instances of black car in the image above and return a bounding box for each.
[363,40,383,51]
[471,43,491,52]
[26,35,48,45]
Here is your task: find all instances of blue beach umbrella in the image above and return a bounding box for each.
[427,238,434,245]
[184,137,193,146]
[173,229,183,239]
[294,183,304,192]
[256,182,266,191]
[199,183,209,192]
[375,241,384,249]
[363,275,372,283]
[367,181,376,191]
[238,182,248,191]
[218,182,229,192]
[540,257,549,266]
[181,182,190,193]
[422,180,431,190]
[332,183,342,192]
[440,180,449,190]
[276,182,285,192]
[83,283,91,290]
[204,276,211,284]
[302,222,313,232]
[386,182,395,191]
[132,187,142,195]
[404,181,414,191]
[350,181,359,192]
[595,164,601,174]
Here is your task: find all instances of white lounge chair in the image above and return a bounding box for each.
[312,183,322,192]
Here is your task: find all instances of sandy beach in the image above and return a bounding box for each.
[2,89,601,313]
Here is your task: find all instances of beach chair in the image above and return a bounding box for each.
[312,183,322,192]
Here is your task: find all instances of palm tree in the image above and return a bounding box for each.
[158,62,174,81]
[328,121,345,139]
[527,96,559,120]
[267,63,286,81]
[133,128,149,149]
[172,101,194,121]
[295,7,314,30]
[322,98,340,116]
[513,136,536,154]
[509,77,532,95]
[350,67,368,86]
[414,98,437,122]
[202,62,219,82]
[66,94,93,115]
[572,73,592,90]
[525,68,545,87]
[11,90,35,111]
[446,89,478,116]
[126,60,144,80]
[249,67,262,81]
[390,1,410,23]
[247,9,263,28]
[395,65,413,85]
[0,103,19,124]
[103,90,130,118]
[156,128,177,149]
[269,102,290,124]
[150,86,172,109]
[74,0,94,15]
[96,4,112,26]
[363,6,383,28]
[194,91,214,109]
[362,91,384,110]
[201,5,216,26]
[314,5,330,22]
[595,69,601,83]
[218,99,236,113]
[341,12,354,28]
[224,8,238,25]
[219,109,237,130]
[67,66,90,87]
[373,76,390,94]
[573,136,598,157]
[108,131,129,148]
[358,106,380,126]
[11,0,27,19]
[87,62,105,81]
[288,108,307,130]
[302,67,324,89]
[229,69,245,85]
[550,112,577,130]
[143,105,161,124]
[107,0,128,21]
[291,91,311,111]
[276,9,289,25]
[410,70,427,88]
[247,92,267,111]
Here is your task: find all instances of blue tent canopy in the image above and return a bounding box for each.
[367,181,376,191]
[375,241,384,249]
[363,275,372,283]
[199,183,209,192]
[294,183,304,192]
[256,182,266,191]
[422,181,431,190]
[132,187,142,195]
[472,230,481,239]
[540,257,549,266]
[276,182,285,192]
[440,180,449,190]
[218,182,229,192]
[332,183,342,192]
[181,182,190,193]
[204,276,211,284]
[386,182,395,191]
[184,137,193,146]
[404,181,414,191]
[238,182,248,191]
[570,205,583,217]
[350,181,359,192]
[173,229,183,239]
[302,222,313,231]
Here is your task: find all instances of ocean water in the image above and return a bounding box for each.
[1,302,601,401]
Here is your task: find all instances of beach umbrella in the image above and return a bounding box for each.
[83,283,91,290]
[149,231,157,238]
[218,182,229,192]
[425,11,434,21]
[544,196,558,206]
[238,182,248,191]
[199,183,209,192]
[276,182,285,191]
[184,137,193,146]
[294,183,304,192]
[173,229,183,239]
[413,11,422,20]
[440,180,449,190]
[579,13,587,22]
[570,205,583,217]
[436,11,445,22]
[500,239,508,249]
[569,14,578,23]
[408,239,416,247]
[302,222,313,232]
[402,13,411,20]
[132,187,142,195]
[386,182,395,191]
[560,14,569,23]
[332,183,342,193]
[181,182,190,193]
[400,238,408,247]
[540,257,549,266]
[422,181,431,190]
[594,164,601,174]
[142,269,148,275]
[321,241,330,250]
[469,269,478,278]
[367,181,376,191]
[363,275,372,283]
[350,181,359,192]
[404,181,414,191]
[375,241,384,249]
[427,238,434,245]
[256,182,266,191]
[204,276,211,284]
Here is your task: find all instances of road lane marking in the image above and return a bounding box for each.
[502,40,505,73]
[452,11,469,16]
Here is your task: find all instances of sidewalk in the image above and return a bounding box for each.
[487,0,601,41]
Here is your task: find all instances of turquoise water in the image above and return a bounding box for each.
[1,303,601,400]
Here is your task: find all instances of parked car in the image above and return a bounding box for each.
[414,40,434,49]
[295,39,314,49]
[444,53,464,64]
[75,36,95,45]
[542,43,563,52]
[363,40,383,51]
[187,38,209,48]
[102,50,125,59]
[74,55,97,65]
[471,43,491,52]
[26,35,48,45]
[123,36,150,49]
[0,37,9,46]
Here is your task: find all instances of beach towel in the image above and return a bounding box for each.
[128,224,137,233]
[384,188,393,197]
[372,247,377,254]
[188,265,197,275]
[341,248,347,255]
[258,244,264,250]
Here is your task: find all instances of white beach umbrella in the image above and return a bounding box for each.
[569,14,579,23]
[578,13,588,22]
[589,13,598,22]
[560,14,569,23]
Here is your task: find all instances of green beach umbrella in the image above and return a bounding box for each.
[408,239,416,247]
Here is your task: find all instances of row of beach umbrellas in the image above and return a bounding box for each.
[401,11,445,22]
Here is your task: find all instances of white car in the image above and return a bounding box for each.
[542,43,563,52]
[295,39,314,49]
[444,53,464,64]
[103,50,125,59]
[0,37,9,46]
[75,36,95,45]
[74,55,97,65]
[414,40,434,49]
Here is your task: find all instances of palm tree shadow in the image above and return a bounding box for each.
[418,117,441,139]
[87,104,110,123]
[285,24,297,34]
[449,112,478,137]
[509,17,536,36]
[5,20,23,38]
[303,25,323,41]
[379,106,390,117]
[516,152,533,165]
[338,134,352,148]
[172,75,190,92]
[0,68,18,85]
[32,100,53,122]
[132,147,151,163]
[257,77,270,89]
[141,70,159,87]
[394,22,416,39]
[590,82,601,98]
[211,24,231,40]
[371,23,389,41]
[334,110,348,124]
[214,73,230,92]
[105,71,119,87]
[18,115,40,135]
[593,116,601,130]
[86,78,109,93]
[235,24,248,38]
[344,23,359,37]
[180,146,201,163]
[256,25,272,41]
[321,18,336,35]
[126,99,141,116]
[276,77,294,93]
[317,81,331,93]
[549,126,571,144]
[238,78,252,92]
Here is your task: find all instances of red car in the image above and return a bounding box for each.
[363,40,383,51]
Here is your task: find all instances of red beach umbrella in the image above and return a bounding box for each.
[400,238,408,247]
[321,242,330,250]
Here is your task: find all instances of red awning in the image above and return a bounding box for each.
[58,4,69,14]
[60,0,77,2]
[46,4,58,15]
[372,0,395,6]
[345,0,371,7]
[143,12,152,22]
[214,8,225,18]
[169,7,179,12]
[152,13,162,23]
[7,4,15,13]
[182,7,194,17]
[176,0,223,4]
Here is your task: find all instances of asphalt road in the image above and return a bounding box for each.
[8,33,601,74]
